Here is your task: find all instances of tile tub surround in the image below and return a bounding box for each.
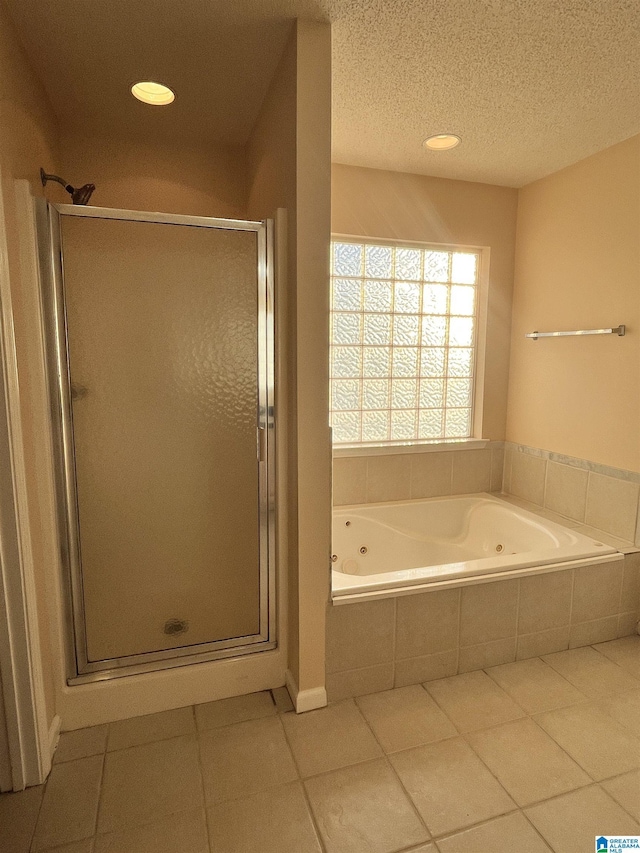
[9,643,640,853]
[503,442,640,546]
[326,553,640,701]
[332,441,505,506]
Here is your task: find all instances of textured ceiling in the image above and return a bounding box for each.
[4,0,640,186]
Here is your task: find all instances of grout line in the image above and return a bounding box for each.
[277,715,327,853]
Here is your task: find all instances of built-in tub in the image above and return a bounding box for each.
[332,493,621,602]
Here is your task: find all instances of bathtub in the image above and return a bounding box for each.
[332,493,621,602]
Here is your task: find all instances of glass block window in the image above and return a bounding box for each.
[330,239,480,445]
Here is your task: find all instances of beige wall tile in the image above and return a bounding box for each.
[194,692,275,733]
[437,812,551,853]
[618,611,639,637]
[571,562,623,623]
[394,650,458,687]
[304,759,429,853]
[525,785,640,853]
[460,579,518,646]
[458,637,516,673]
[332,457,367,507]
[281,700,382,778]
[451,448,492,495]
[516,626,570,660]
[569,616,618,648]
[486,658,585,714]
[509,451,546,505]
[366,454,411,503]
[356,685,456,753]
[490,444,505,493]
[466,717,590,806]
[199,718,296,805]
[326,663,394,702]
[33,756,103,850]
[518,571,572,634]
[326,599,395,673]
[621,553,640,612]
[207,783,322,853]
[502,448,513,494]
[410,452,452,499]
[544,461,588,521]
[390,737,515,836]
[396,589,459,659]
[586,472,640,541]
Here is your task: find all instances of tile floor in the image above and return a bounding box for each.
[4,638,640,852]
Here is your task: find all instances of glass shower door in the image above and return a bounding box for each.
[44,207,274,679]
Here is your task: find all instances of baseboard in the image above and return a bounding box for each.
[48,714,61,764]
[285,670,327,713]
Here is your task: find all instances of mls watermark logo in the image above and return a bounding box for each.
[596,836,640,851]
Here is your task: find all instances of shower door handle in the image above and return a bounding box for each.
[257,426,267,462]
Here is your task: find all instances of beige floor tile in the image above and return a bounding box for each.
[271,686,294,713]
[304,758,429,853]
[200,715,297,804]
[93,807,208,853]
[54,725,108,764]
[32,755,102,851]
[36,842,93,853]
[107,707,195,751]
[466,717,590,806]
[389,736,515,836]
[425,670,526,732]
[98,735,202,833]
[535,702,640,780]
[542,646,640,697]
[525,785,640,853]
[356,685,456,753]
[486,658,586,714]
[601,769,640,821]
[594,636,640,679]
[194,690,276,731]
[280,699,382,778]
[0,785,43,853]
[436,812,552,853]
[599,688,640,736]
[403,846,436,853]
[207,782,322,853]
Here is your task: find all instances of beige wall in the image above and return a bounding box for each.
[247,20,333,699]
[506,135,640,472]
[59,133,247,218]
[0,0,63,727]
[331,164,519,441]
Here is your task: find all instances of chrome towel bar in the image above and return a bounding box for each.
[526,325,625,341]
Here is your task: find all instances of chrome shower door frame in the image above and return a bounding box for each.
[41,204,276,683]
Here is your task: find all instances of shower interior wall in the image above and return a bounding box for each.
[0,9,332,737]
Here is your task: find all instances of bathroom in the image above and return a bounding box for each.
[1,1,640,852]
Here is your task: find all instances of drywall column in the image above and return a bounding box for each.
[294,20,332,707]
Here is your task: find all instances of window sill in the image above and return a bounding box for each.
[332,438,490,458]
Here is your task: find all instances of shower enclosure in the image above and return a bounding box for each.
[39,204,275,682]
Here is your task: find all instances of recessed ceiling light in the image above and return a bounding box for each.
[423,133,461,151]
[131,81,175,106]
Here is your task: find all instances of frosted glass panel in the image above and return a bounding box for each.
[61,217,262,663]
[330,240,480,444]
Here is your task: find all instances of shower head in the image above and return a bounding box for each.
[40,168,96,206]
